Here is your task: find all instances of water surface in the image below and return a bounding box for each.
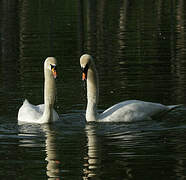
[0,0,186,179]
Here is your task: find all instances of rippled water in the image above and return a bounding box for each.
[1,0,186,179]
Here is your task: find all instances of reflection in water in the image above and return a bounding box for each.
[172,0,186,103]
[1,0,186,179]
[83,124,100,179]
[83,123,133,180]
[83,121,186,180]
[117,0,127,58]
[7,115,186,180]
[0,0,19,115]
[42,125,61,179]
[18,124,61,179]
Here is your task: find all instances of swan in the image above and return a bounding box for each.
[80,54,180,122]
[18,57,59,124]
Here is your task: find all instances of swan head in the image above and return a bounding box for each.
[44,57,57,79]
[80,54,94,81]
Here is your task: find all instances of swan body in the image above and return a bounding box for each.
[80,54,179,122]
[18,57,59,124]
[99,100,174,122]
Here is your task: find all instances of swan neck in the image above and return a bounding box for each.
[41,68,56,123]
[41,104,53,123]
[44,69,56,106]
[86,64,99,122]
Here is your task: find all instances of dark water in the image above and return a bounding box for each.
[1,0,186,179]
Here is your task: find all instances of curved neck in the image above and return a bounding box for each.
[86,63,99,122]
[41,68,56,123]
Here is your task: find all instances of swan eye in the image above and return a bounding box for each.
[81,64,89,73]
[81,64,89,80]
[50,64,57,78]
[50,64,56,71]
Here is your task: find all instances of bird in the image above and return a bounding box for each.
[18,57,59,124]
[80,54,180,122]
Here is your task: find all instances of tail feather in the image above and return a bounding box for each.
[23,99,30,105]
[153,104,184,119]
[167,104,184,110]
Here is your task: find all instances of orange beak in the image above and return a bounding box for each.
[82,72,86,80]
[52,68,57,79]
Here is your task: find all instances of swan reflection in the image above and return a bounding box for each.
[18,124,61,179]
[42,125,61,179]
[83,124,100,180]
[83,123,134,179]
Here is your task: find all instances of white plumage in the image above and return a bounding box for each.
[18,57,59,124]
[80,54,179,122]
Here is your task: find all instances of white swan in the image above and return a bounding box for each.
[80,54,179,122]
[18,57,60,124]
